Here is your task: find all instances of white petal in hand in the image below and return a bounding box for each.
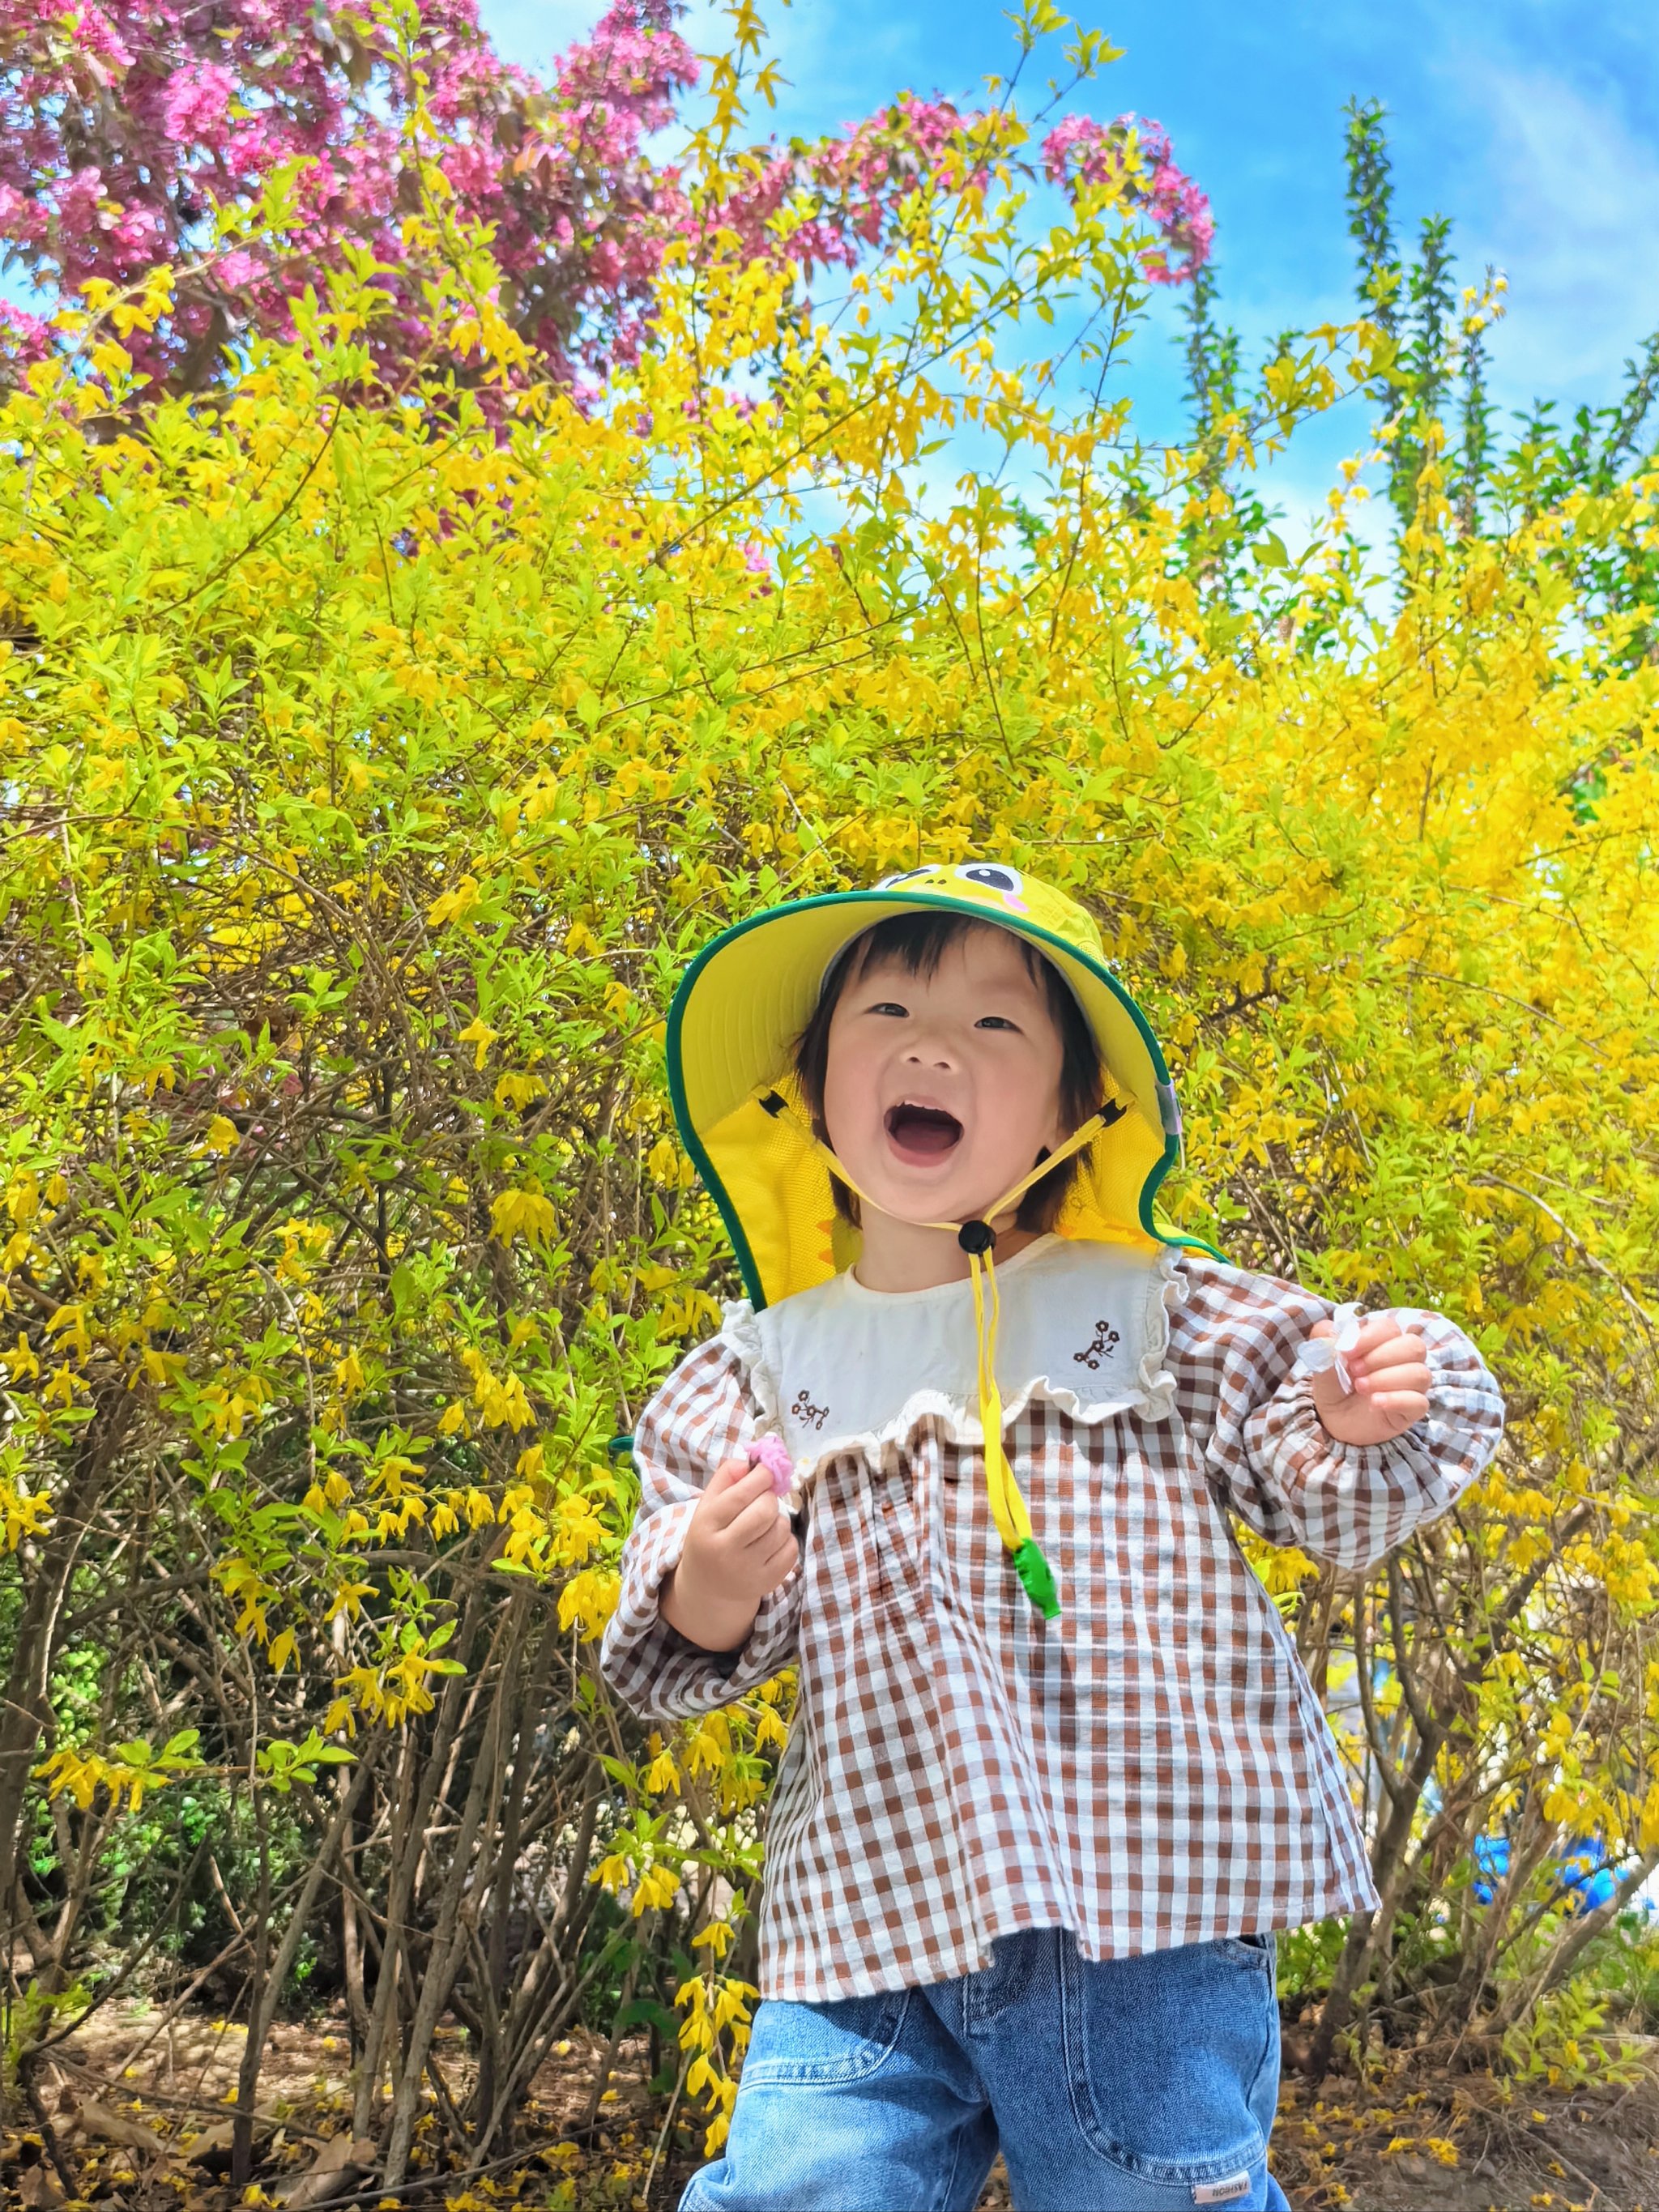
[1303,1313,1432,1447]
[1294,1301,1364,1392]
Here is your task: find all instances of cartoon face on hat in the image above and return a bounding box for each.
[875,861,1031,916]
[871,864,1112,960]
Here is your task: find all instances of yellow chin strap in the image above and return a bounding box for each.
[757,1093,1120,1622]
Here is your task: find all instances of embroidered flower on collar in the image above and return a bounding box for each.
[1073,1319,1122,1370]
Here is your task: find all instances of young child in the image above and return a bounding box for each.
[599,864,1503,2212]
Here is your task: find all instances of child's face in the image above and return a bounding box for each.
[821,924,1071,1230]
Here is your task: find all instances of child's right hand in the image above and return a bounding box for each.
[659,1457,800,1654]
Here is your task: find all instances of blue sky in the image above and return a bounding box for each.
[480,0,1659,532]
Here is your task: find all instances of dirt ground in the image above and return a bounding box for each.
[6,1999,1657,2210]
[1269,2066,1659,2212]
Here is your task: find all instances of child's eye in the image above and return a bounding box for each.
[975,1015,1019,1031]
[868,1001,909,1017]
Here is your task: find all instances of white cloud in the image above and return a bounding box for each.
[1456,64,1659,410]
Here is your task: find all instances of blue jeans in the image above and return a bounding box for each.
[680,1927,1291,2212]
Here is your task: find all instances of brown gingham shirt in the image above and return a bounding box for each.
[599,1251,1504,2002]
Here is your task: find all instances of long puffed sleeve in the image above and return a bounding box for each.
[599,1332,803,1722]
[1169,1256,1504,1571]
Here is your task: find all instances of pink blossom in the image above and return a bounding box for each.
[746,1436,794,1494]
[160,62,235,142]
[1040,112,1213,284]
[0,299,52,366]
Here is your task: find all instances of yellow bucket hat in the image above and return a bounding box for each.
[667,861,1213,1619]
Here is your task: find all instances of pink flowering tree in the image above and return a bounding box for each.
[1041,113,1214,283]
[0,0,702,386]
[0,0,1211,390]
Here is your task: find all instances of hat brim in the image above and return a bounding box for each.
[667,889,1191,1310]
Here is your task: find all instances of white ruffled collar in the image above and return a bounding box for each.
[719,1235,1185,1502]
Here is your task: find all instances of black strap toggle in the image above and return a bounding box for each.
[957,1220,996,1255]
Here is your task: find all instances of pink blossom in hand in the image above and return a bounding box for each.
[745,1436,794,1495]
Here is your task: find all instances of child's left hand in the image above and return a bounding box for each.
[1306,1313,1431,1447]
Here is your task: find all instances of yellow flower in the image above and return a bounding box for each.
[327,1579,377,1623]
[633,1862,679,1914]
[0,1477,53,1549]
[643,1749,680,1793]
[429,876,481,927]
[494,1070,546,1109]
[490,1187,557,1246]
[46,1304,90,1357]
[457,1013,498,1068]
[552,1492,606,1566]
[4,1332,40,1381]
[201,1115,241,1155]
[557,1568,620,1641]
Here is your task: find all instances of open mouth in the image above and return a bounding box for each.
[884,1102,964,1161]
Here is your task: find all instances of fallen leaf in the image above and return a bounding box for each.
[73,2100,170,2159]
[272,2133,378,2210]
[18,2163,66,2209]
[184,2118,237,2163]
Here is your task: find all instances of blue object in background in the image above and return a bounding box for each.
[1555,1836,1619,1916]
[1471,1831,1510,1904]
[1471,1832,1633,1916]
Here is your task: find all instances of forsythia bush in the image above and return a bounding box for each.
[0,21,1655,2175]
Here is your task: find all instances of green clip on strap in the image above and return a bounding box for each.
[1012,1537,1061,1620]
